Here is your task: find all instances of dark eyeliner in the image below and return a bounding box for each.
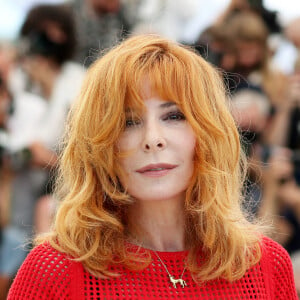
[125,114,142,128]
[163,110,186,121]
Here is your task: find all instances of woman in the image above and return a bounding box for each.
[8,35,297,299]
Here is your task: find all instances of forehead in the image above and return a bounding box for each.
[124,77,181,113]
[125,98,177,115]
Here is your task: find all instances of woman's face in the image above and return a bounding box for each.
[116,93,196,203]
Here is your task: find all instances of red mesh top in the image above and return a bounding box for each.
[8,236,297,299]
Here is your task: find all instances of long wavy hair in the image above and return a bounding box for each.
[42,34,262,282]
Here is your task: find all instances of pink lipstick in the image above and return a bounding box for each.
[136,163,177,177]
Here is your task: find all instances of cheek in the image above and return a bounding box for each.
[116,134,139,184]
[181,128,196,159]
[174,129,196,178]
[115,155,132,192]
[116,131,140,152]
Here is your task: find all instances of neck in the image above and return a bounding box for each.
[127,198,186,252]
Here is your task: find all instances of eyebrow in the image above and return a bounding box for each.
[125,101,176,112]
[159,101,176,108]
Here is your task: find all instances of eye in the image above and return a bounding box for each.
[163,110,186,121]
[125,118,141,128]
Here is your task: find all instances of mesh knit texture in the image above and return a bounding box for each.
[8,236,297,299]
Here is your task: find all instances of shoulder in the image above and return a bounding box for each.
[260,235,292,266]
[8,242,79,300]
[24,242,73,268]
[259,235,297,298]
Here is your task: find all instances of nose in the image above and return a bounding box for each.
[142,122,167,152]
[143,139,166,152]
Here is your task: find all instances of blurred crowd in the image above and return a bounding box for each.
[0,0,300,298]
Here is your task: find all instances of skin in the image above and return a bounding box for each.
[236,40,264,69]
[116,91,196,252]
[0,88,10,127]
[87,0,120,15]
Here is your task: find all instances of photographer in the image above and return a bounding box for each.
[215,0,281,34]
[229,79,300,254]
[1,17,82,293]
[261,57,300,255]
[267,56,300,173]
[15,3,86,238]
[0,71,47,300]
[258,147,300,253]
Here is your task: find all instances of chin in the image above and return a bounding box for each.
[130,188,186,203]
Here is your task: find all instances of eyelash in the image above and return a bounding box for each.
[125,118,141,128]
[125,110,186,128]
[163,110,186,121]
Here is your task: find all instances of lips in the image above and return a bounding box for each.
[136,163,177,174]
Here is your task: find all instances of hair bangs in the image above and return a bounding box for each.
[147,59,187,107]
[122,42,194,111]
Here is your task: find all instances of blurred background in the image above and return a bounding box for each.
[0,0,300,298]
[0,0,70,41]
[1,0,300,41]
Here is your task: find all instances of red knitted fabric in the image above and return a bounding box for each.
[8,236,297,299]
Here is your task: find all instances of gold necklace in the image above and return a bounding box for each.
[153,251,187,289]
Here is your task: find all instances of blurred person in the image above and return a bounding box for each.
[0,42,25,97]
[230,84,272,214]
[291,250,300,297]
[0,40,59,299]
[273,17,300,75]
[215,0,281,35]
[217,11,296,159]
[223,11,286,106]
[285,18,300,51]
[0,8,84,297]
[0,77,14,300]
[0,75,12,233]
[0,226,25,300]
[229,71,300,255]
[7,3,86,239]
[217,11,300,164]
[258,147,300,254]
[192,23,243,101]
[72,0,134,67]
[206,7,300,258]
[266,54,300,181]
[7,34,297,299]
[272,60,300,150]
[264,62,300,253]
[194,17,275,217]
[194,19,273,146]
[277,172,300,254]
[230,87,271,156]
[0,69,47,300]
[288,57,300,155]
[19,3,85,150]
[0,43,15,85]
[193,25,236,74]
[132,0,198,42]
[225,13,300,255]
